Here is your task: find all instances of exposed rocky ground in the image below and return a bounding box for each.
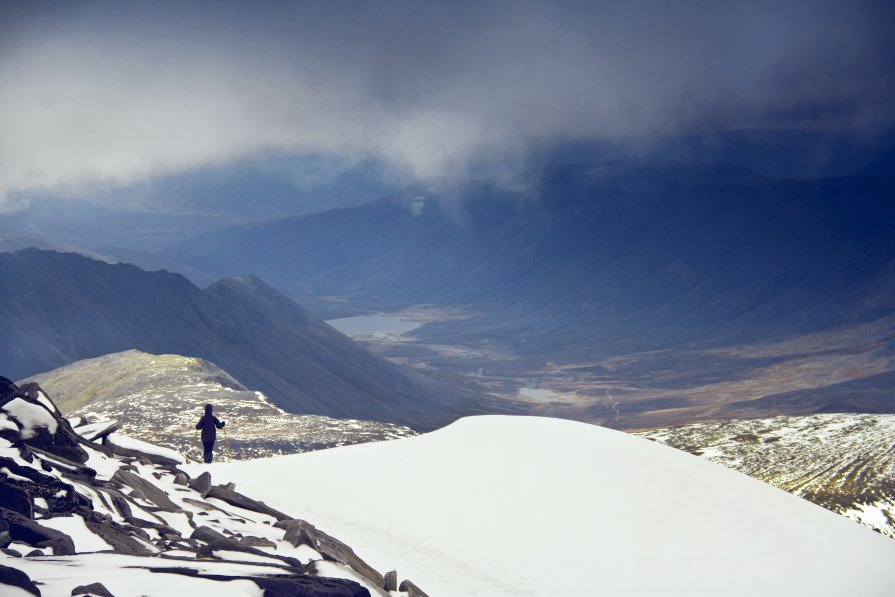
[26,350,417,460]
[0,376,428,596]
[639,413,895,538]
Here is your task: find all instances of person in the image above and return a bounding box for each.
[195,403,226,463]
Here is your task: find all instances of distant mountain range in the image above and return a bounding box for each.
[167,160,895,350]
[0,248,518,430]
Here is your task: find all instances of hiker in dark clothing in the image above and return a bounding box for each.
[196,404,225,463]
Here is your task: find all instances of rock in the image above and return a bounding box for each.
[83,517,151,556]
[224,482,235,491]
[4,384,88,464]
[143,568,370,597]
[188,471,212,496]
[384,570,397,592]
[173,472,189,486]
[204,486,291,521]
[72,581,116,597]
[1,548,21,557]
[191,526,304,571]
[398,579,429,597]
[190,525,228,545]
[0,479,33,518]
[1,507,76,555]
[238,536,277,550]
[279,519,384,589]
[110,470,180,511]
[0,531,10,548]
[25,549,44,557]
[0,563,41,596]
[103,436,180,467]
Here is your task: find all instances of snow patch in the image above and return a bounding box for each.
[207,415,895,597]
[41,515,114,552]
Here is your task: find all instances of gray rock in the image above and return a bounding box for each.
[0,563,41,595]
[83,518,151,556]
[0,479,33,519]
[398,579,430,597]
[204,486,291,521]
[103,435,179,467]
[72,581,116,597]
[279,519,384,589]
[238,536,277,550]
[173,472,189,486]
[188,471,212,496]
[1,508,76,555]
[1,548,21,557]
[190,526,305,571]
[384,570,397,592]
[0,531,10,548]
[25,549,44,557]
[110,470,180,511]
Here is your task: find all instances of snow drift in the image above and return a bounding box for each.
[202,415,895,596]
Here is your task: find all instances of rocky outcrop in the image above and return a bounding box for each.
[0,376,426,596]
[0,563,41,596]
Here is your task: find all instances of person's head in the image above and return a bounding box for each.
[204,403,213,415]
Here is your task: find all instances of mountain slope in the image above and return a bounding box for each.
[204,415,895,596]
[25,350,416,459]
[639,413,895,538]
[167,164,895,340]
[0,248,515,430]
[0,377,411,596]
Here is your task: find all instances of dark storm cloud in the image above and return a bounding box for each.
[0,0,892,206]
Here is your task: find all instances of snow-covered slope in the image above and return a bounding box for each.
[199,415,895,597]
[638,413,895,538]
[0,377,418,596]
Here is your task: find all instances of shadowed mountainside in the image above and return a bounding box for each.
[0,248,519,430]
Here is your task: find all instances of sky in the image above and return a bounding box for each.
[1,0,893,209]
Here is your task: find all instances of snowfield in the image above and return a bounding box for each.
[197,415,895,597]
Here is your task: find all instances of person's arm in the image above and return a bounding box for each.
[215,417,225,429]
[195,416,204,430]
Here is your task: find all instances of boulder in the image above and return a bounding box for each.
[2,384,88,464]
[239,536,277,550]
[83,517,151,556]
[110,470,180,512]
[72,582,116,597]
[172,472,189,486]
[0,478,33,518]
[190,526,304,571]
[278,519,384,589]
[1,507,76,555]
[103,434,180,467]
[0,563,41,596]
[204,485,291,521]
[188,471,212,496]
[384,570,397,592]
[398,579,429,597]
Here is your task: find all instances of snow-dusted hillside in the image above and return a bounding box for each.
[200,415,895,597]
[0,377,421,596]
[27,350,416,459]
[638,413,895,538]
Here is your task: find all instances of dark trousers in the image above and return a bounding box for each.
[202,439,215,463]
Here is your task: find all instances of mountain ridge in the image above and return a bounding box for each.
[0,248,518,430]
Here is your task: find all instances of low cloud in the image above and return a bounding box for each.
[1,0,892,208]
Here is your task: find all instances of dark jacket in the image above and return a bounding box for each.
[196,404,225,442]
